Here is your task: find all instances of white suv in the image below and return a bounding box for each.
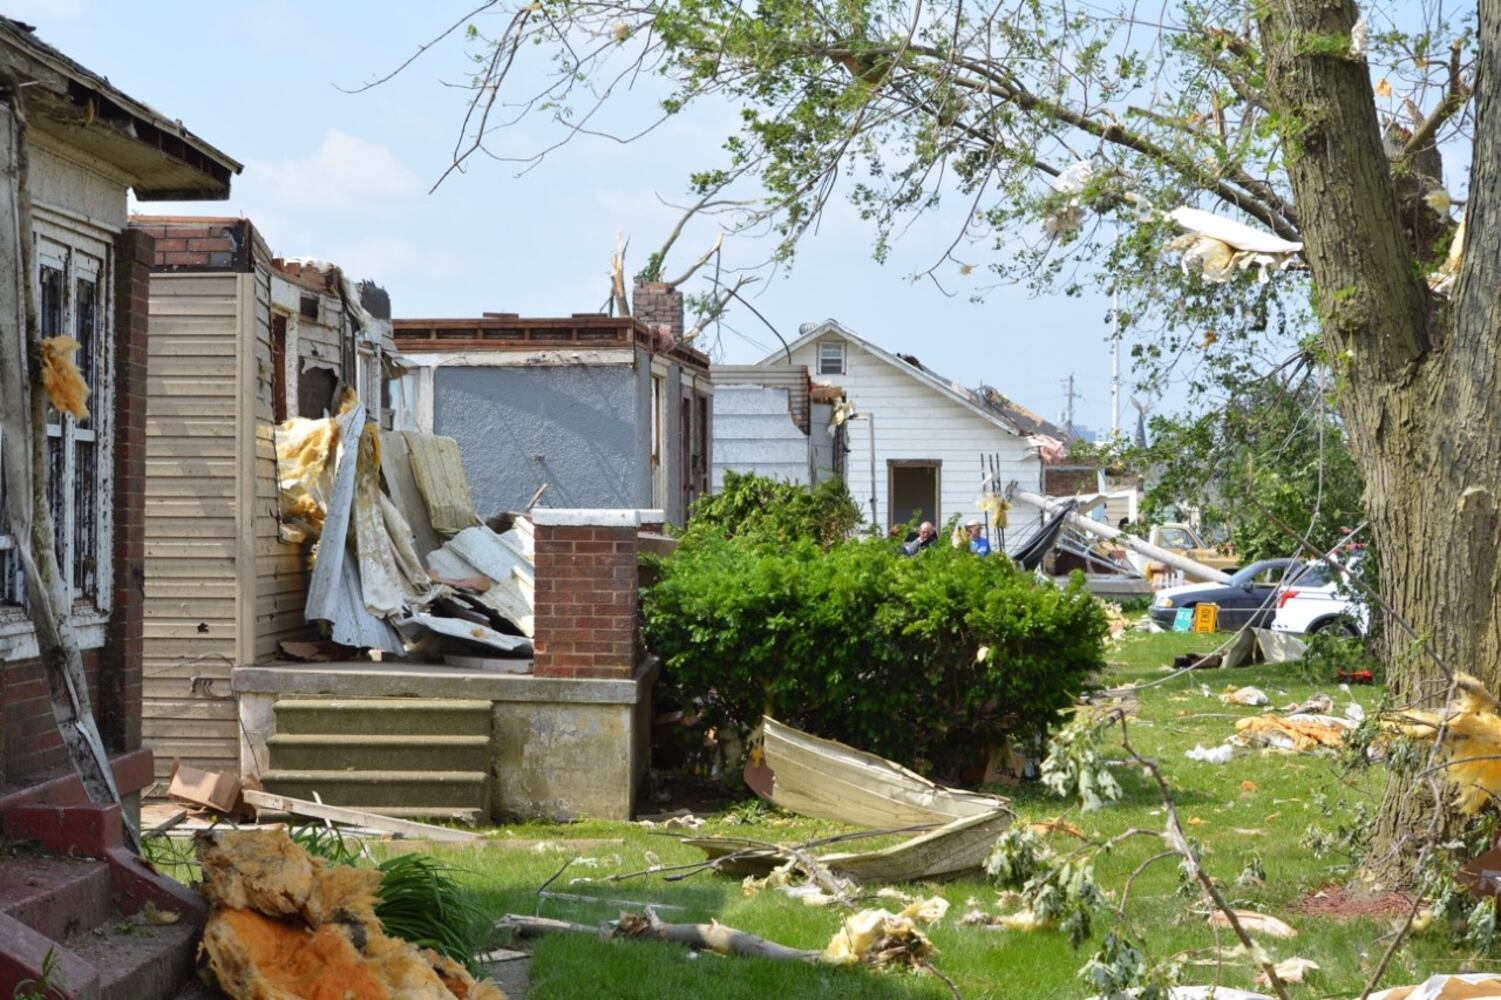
[1271,555,1368,637]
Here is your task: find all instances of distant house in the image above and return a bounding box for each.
[749,320,1062,546]
[392,301,713,526]
[127,216,399,782]
[0,18,239,816]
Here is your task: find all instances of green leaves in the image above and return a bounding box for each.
[642,492,1108,776]
[1041,709,1124,812]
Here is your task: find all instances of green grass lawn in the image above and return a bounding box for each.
[393,629,1478,999]
[286,630,1477,997]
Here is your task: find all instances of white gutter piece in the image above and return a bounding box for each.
[1013,488,1233,585]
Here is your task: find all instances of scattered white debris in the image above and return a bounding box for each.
[1220,686,1270,707]
[1186,743,1234,764]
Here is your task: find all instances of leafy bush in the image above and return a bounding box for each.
[684,470,862,548]
[642,531,1108,778]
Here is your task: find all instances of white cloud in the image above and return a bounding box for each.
[246,130,421,213]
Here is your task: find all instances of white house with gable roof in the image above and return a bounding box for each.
[739,319,1063,551]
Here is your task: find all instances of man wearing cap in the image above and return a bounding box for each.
[966,518,991,556]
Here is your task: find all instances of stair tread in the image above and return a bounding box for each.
[257,806,482,822]
[267,733,490,745]
[276,698,493,710]
[0,855,112,940]
[262,769,488,781]
[67,915,198,998]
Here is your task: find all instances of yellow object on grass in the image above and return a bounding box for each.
[1395,673,1501,815]
[39,336,89,420]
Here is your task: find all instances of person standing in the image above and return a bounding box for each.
[966,518,991,556]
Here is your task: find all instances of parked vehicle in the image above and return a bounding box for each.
[1149,558,1323,632]
[1126,522,1240,580]
[1271,557,1368,637]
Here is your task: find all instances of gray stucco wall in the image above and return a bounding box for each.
[433,364,644,516]
[634,349,654,510]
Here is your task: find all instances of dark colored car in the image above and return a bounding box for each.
[1148,558,1327,632]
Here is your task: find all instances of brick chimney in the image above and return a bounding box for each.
[632,279,684,342]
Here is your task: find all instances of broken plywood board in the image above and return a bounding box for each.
[402,432,479,535]
[242,789,479,843]
[427,533,534,636]
[750,716,1007,827]
[379,429,443,562]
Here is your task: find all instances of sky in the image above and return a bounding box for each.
[14,0,1149,435]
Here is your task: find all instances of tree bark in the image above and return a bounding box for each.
[0,79,135,849]
[1259,0,1501,874]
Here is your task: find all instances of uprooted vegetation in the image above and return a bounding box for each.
[643,475,1109,779]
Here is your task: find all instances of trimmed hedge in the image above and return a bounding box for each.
[642,530,1107,779]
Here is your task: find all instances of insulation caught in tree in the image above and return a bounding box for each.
[1394,674,1501,815]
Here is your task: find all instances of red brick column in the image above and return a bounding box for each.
[532,510,639,679]
[100,227,152,754]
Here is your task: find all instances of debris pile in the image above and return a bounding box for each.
[195,828,504,999]
[274,398,535,664]
[821,906,939,970]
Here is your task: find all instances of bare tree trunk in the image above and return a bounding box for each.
[1259,0,1501,875]
[0,78,135,849]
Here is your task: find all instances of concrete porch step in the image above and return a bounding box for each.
[273,697,493,736]
[259,769,489,810]
[0,854,111,942]
[67,916,198,1000]
[266,734,490,772]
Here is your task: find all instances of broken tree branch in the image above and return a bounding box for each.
[1115,713,1291,1000]
[662,232,724,290]
[610,232,631,316]
[501,910,823,962]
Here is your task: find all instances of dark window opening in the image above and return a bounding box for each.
[271,314,289,423]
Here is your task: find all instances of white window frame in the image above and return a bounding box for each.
[816,340,846,376]
[0,214,114,653]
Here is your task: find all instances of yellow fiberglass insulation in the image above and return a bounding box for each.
[275,416,341,536]
[1397,674,1501,815]
[193,829,506,1000]
[196,829,317,918]
[39,336,89,420]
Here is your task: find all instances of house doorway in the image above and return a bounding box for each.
[888,460,940,530]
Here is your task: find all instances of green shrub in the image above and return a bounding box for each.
[685,470,862,548]
[642,532,1108,779]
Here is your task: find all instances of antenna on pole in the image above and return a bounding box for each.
[1110,291,1121,439]
[1060,374,1083,440]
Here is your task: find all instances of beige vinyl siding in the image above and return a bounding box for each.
[141,273,242,780]
[254,271,315,660]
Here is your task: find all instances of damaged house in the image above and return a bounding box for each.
[744,320,1063,547]
[127,215,402,784]
[391,280,714,526]
[0,17,244,998]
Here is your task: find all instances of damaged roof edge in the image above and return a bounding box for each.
[0,17,242,198]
